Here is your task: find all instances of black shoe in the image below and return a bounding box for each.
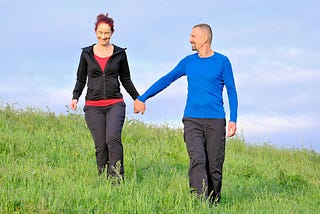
[209,193,221,207]
[98,166,105,176]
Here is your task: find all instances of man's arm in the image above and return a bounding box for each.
[223,57,238,137]
[134,61,186,114]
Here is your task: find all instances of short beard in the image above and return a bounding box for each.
[191,44,196,51]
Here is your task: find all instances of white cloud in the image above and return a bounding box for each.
[237,113,318,151]
[237,68,320,87]
[238,114,315,135]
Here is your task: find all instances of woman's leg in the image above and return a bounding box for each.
[105,102,126,179]
[84,106,109,175]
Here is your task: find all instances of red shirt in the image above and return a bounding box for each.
[95,54,110,72]
[85,54,124,106]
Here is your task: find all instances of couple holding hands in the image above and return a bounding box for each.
[70,13,238,203]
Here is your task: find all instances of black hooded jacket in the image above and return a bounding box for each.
[72,44,139,101]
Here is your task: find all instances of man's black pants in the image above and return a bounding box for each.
[84,102,126,177]
[183,118,226,202]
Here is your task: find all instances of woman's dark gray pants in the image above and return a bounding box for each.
[84,102,126,178]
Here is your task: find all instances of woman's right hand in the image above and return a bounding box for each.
[70,99,78,110]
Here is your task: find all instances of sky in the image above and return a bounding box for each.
[0,0,319,152]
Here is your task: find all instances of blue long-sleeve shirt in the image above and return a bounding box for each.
[138,52,238,122]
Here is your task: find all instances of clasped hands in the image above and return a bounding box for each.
[134,99,146,114]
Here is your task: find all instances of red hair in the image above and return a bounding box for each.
[95,13,114,32]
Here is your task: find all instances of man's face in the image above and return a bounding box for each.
[189,27,204,51]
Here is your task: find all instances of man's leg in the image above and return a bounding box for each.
[205,118,226,203]
[183,118,208,197]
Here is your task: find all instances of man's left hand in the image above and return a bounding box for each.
[227,121,237,137]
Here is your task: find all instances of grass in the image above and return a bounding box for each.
[0,103,319,213]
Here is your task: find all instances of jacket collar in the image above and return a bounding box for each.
[82,44,126,55]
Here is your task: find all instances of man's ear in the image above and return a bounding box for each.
[203,35,208,43]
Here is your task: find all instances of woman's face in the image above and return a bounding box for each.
[95,23,113,46]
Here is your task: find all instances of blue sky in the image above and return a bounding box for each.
[1,0,319,151]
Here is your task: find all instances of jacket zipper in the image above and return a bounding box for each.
[102,53,113,99]
[92,48,126,100]
[102,49,125,99]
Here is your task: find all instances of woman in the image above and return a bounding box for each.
[70,13,140,181]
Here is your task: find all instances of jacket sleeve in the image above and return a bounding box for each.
[119,52,140,100]
[72,50,87,100]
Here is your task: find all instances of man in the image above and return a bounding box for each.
[134,24,238,203]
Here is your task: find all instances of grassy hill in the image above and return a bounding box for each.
[0,104,319,213]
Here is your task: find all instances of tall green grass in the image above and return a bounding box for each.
[0,103,319,213]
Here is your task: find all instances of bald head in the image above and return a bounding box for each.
[192,24,213,44]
